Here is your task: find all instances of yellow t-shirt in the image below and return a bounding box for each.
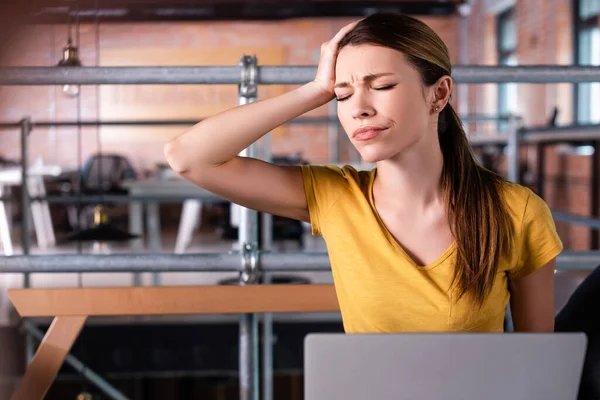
[301,164,563,333]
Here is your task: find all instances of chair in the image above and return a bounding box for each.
[66,154,136,230]
[555,265,600,400]
[554,270,592,314]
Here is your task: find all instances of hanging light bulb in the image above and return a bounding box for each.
[90,205,110,254]
[62,83,80,97]
[57,38,82,98]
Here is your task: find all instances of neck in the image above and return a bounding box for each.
[374,133,444,210]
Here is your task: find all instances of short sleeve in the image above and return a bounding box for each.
[510,191,563,281]
[300,165,348,236]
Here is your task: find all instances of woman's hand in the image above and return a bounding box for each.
[312,20,361,97]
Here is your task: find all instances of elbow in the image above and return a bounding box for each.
[163,138,189,175]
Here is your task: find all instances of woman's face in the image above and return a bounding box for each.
[334,44,438,163]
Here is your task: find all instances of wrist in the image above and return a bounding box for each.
[304,81,335,104]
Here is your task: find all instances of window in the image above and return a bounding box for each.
[579,0,600,19]
[497,8,518,130]
[574,0,600,124]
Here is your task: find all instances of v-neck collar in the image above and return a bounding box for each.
[366,168,456,271]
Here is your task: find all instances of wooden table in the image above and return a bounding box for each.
[122,178,221,253]
[7,284,339,400]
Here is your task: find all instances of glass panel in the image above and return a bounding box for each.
[577,28,600,124]
[590,81,600,123]
[498,14,517,52]
[579,0,600,20]
[505,55,518,115]
[592,28,600,65]
[497,9,517,130]
[498,55,518,131]
[578,28,593,64]
[592,29,600,123]
[578,83,592,123]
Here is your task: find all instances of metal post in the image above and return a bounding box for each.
[20,118,32,285]
[259,128,274,400]
[506,115,520,183]
[238,54,260,400]
[20,118,33,366]
[262,271,274,400]
[328,100,339,163]
[457,1,471,116]
[260,132,273,253]
[25,334,35,365]
[261,212,273,253]
[240,244,260,400]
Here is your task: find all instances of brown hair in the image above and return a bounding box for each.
[339,13,514,307]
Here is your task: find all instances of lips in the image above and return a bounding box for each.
[352,126,387,141]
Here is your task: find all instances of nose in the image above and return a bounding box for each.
[351,93,376,119]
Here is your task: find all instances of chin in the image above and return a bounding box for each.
[358,146,398,164]
[357,148,394,164]
[356,137,421,164]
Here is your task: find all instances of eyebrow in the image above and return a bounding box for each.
[334,72,396,89]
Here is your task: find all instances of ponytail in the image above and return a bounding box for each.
[439,104,514,306]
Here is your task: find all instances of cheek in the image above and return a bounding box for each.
[337,104,353,134]
[378,91,418,121]
[385,88,428,122]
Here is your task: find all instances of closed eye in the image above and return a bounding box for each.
[336,84,396,101]
[374,84,396,91]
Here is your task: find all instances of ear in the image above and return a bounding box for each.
[431,75,452,110]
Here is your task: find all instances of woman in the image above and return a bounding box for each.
[164,13,562,333]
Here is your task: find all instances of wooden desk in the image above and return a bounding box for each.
[7,284,339,400]
[122,178,221,253]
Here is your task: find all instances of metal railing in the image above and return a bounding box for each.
[0,250,600,273]
[1,65,600,85]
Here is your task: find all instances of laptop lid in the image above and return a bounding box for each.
[304,333,587,400]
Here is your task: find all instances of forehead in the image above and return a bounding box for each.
[335,44,410,79]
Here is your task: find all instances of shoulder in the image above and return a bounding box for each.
[300,164,374,235]
[498,181,563,279]
[301,164,373,190]
[497,181,550,225]
[497,180,534,205]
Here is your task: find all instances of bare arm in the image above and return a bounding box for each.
[166,83,331,170]
[509,260,556,332]
[164,83,331,222]
[164,21,359,222]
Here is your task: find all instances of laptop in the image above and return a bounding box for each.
[304,333,587,400]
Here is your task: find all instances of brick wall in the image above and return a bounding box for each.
[0,16,458,174]
[464,0,576,125]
